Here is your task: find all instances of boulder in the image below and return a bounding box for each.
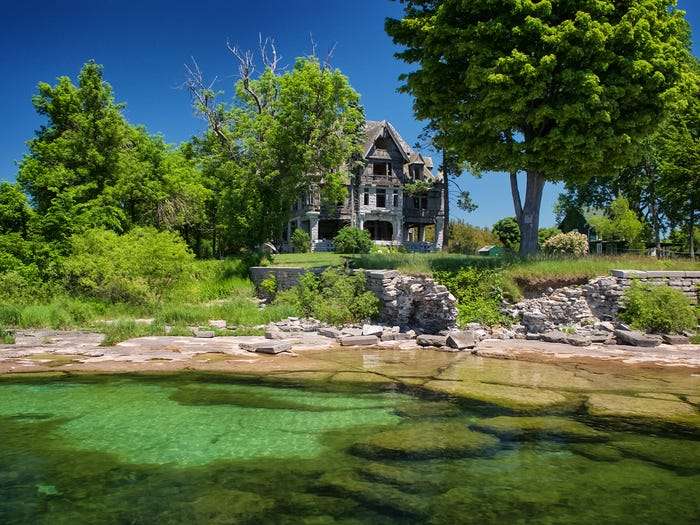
[340,335,379,347]
[416,334,447,348]
[362,324,384,336]
[264,330,287,340]
[540,331,591,347]
[193,330,215,338]
[342,327,363,337]
[240,341,292,354]
[318,327,341,339]
[662,334,690,345]
[446,330,475,350]
[614,329,662,347]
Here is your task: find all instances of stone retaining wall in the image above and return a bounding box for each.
[510,270,700,333]
[250,266,458,332]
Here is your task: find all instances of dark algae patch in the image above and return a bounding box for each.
[0,374,699,524]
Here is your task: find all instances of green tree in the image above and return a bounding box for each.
[492,217,520,252]
[0,182,32,234]
[386,0,690,255]
[186,44,364,253]
[587,197,644,248]
[17,62,207,247]
[447,220,497,254]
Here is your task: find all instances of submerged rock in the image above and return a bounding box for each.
[613,436,700,473]
[193,489,274,523]
[350,421,499,459]
[393,400,462,419]
[569,443,624,462]
[359,462,425,489]
[471,416,608,442]
[318,470,428,518]
[586,393,700,432]
[422,379,573,412]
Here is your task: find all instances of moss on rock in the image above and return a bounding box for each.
[471,416,608,442]
[350,421,499,459]
[422,379,573,411]
[359,462,425,489]
[393,400,462,419]
[569,443,625,462]
[613,436,700,473]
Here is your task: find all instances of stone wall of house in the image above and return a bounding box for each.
[509,270,700,333]
[250,266,458,332]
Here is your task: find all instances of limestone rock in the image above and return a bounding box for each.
[208,319,227,329]
[240,341,292,354]
[662,334,690,345]
[318,327,341,339]
[416,334,447,348]
[192,330,215,338]
[339,335,379,347]
[614,329,662,347]
[471,416,608,442]
[446,331,475,350]
[362,324,384,336]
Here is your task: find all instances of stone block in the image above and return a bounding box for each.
[193,330,215,338]
[208,319,227,329]
[340,335,379,346]
[265,330,287,340]
[416,335,447,348]
[318,327,341,339]
[241,341,292,354]
[362,324,384,336]
[446,331,475,350]
[614,329,662,347]
[662,334,690,345]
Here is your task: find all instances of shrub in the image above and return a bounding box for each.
[275,268,379,325]
[0,328,14,344]
[538,227,561,247]
[62,227,194,305]
[291,229,311,253]
[333,226,373,254]
[435,267,511,327]
[492,217,520,252]
[542,231,589,257]
[259,275,278,299]
[448,221,498,254]
[619,282,697,334]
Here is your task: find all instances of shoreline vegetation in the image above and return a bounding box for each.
[1,252,699,346]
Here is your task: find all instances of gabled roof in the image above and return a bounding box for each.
[364,120,412,162]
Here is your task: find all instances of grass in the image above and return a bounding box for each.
[266,252,348,268]
[0,328,15,344]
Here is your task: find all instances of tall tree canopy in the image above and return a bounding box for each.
[386,0,690,255]
[186,42,365,253]
[17,62,207,245]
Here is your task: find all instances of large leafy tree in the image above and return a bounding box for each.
[0,182,33,235]
[17,62,207,245]
[386,0,690,255]
[186,42,365,253]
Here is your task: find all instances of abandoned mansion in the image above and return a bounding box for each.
[282,120,445,252]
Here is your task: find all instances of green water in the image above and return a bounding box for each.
[0,374,698,524]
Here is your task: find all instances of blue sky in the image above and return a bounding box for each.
[1,0,697,227]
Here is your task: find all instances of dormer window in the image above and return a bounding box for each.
[374,137,388,150]
[411,165,423,179]
[372,163,388,176]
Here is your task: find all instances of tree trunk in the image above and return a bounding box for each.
[442,148,450,250]
[510,171,546,257]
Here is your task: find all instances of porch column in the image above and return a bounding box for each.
[394,218,403,244]
[434,217,444,250]
[309,213,320,250]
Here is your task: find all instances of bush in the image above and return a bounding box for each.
[538,227,561,247]
[62,227,194,305]
[275,268,379,325]
[259,275,278,299]
[291,229,311,253]
[333,226,373,254]
[492,217,520,252]
[448,221,498,254]
[435,267,511,327]
[619,282,697,334]
[542,231,589,257]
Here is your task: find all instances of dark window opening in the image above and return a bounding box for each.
[413,196,428,209]
[412,165,423,179]
[376,188,386,208]
[373,163,388,176]
[363,188,369,205]
[364,220,393,241]
[392,190,399,207]
[374,137,388,150]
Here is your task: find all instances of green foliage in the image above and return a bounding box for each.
[291,228,311,253]
[62,228,194,305]
[99,320,169,346]
[447,221,498,254]
[492,218,520,252]
[191,55,364,253]
[403,181,433,196]
[387,1,690,255]
[435,268,511,327]
[542,231,589,257]
[538,227,561,247]
[333,226,373,254]
[0,328,14,345]
[587,197,644,247]
[276,268,379,325]
[259,275,278,299]
[0,182,32,234]
[620,282,697,334]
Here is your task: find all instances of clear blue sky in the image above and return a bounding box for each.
[1,0,697,227]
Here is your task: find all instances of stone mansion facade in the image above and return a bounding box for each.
[282,120,445,252]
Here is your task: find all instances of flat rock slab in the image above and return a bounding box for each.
[193,330,215,339]
[541,331,591,347]
[417,335,447,348]
[318,328,341,339]
[614,330,662,347]
[340,335,379,347]
[362,324,384,336]
[446,331,475,350]
[662,334,690,345]
[240,341,292,354]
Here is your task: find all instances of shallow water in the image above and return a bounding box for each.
[0,373,698,524]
